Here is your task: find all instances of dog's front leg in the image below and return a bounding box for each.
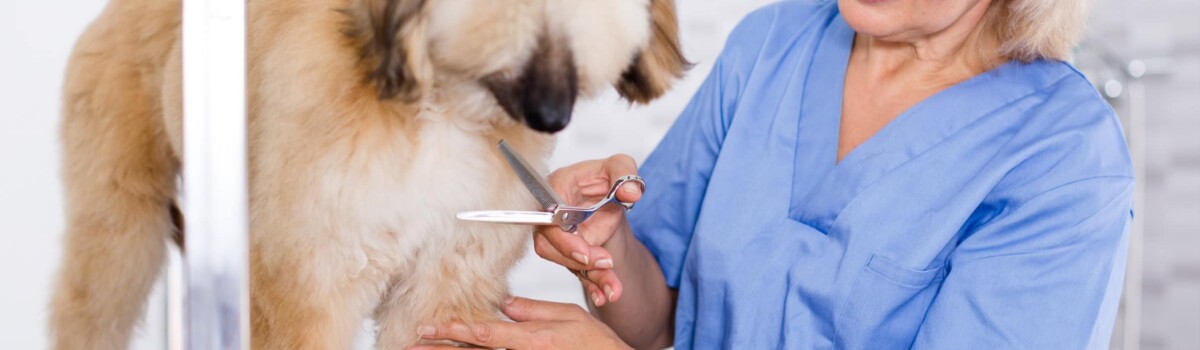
[249,208,391,350]
[374,224,530,348]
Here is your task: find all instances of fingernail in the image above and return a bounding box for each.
[604,285,615,301]
[592,292,603,306]
[504,297,516,306]
[571,252,589,265]
[621,183,640,194]
[596,259,613,269]
[417,325,436,337]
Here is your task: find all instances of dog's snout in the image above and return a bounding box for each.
[484,36,578,134]
[525,101,573,133]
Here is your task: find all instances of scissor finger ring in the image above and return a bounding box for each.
[608,175,646,210]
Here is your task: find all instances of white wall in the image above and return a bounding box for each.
[0,0,774,348]
[0,1,163,348]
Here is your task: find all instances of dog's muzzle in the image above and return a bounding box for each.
[483,36,579,134]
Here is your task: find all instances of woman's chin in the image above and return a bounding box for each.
[839,1,930,42]
[841,15,900,41]
[840,2,891,29]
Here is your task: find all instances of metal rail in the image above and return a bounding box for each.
[180,0,250,348]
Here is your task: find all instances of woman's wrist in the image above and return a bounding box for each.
[592,215,676,349]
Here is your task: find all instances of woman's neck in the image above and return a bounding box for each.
[852,0,1002,87]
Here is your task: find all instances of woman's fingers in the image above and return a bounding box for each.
[533,228,592,268]
[577,269,623,307]
[581,277,607,307]
[532,233,580,269]
[548,156,641,205]
[533,238,620,308]
[414,321,529,350]
[584,269,624,303]
[548,160,602,203]
[577,180,617,199]
[413,297,632,350]
[502,296,589,322]
[533,228,614,270]
[601,154,642,203]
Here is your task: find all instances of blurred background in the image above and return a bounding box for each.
[1,0,1195,348]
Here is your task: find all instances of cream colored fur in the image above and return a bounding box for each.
[49,0,684,348]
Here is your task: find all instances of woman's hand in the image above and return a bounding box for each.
[408,297,632,350]
[534,155,642,307]
[531,156,675,349]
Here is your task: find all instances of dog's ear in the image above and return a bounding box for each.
[616,0,692,104]
[344,0,432,101]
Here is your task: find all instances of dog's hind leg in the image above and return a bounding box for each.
[49,57,180,350]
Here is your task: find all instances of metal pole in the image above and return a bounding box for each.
[1119,56,1171,350]
[1122,61,1149,350]
[181,0,250,348]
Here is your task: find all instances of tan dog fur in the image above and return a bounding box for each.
[49,0,687,348]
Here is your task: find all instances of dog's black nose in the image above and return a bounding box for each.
[483,36,579,134]
[524,102,573,133]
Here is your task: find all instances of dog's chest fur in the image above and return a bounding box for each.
[318,108,539,269]
[252,103,546,291]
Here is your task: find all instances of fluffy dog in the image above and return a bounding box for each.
[49,0,687,348]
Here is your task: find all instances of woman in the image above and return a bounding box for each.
[413,0,1132,348]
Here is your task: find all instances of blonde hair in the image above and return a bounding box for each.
[987,0,1090,62]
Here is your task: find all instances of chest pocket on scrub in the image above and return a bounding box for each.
[835,254,947,349]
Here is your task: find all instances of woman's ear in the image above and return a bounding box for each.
[616,0,692,104]
[344,0,432,101]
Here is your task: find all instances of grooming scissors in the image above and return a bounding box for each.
[455,140,645,233]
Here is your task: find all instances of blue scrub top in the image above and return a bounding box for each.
[627,2,1134,349]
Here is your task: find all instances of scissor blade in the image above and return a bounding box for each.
[455,210,557,225]
[498,140,565,211]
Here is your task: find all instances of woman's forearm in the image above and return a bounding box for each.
[592,222,676,350]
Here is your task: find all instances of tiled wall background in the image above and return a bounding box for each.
[1087,0,1200,349]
